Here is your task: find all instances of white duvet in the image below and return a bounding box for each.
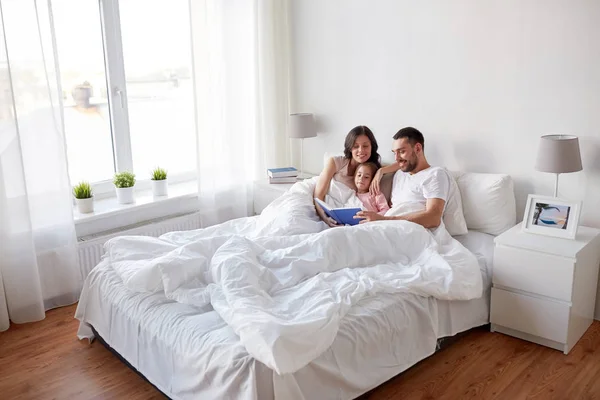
[104,178,482,375]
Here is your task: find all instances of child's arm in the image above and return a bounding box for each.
[375,193,390,215]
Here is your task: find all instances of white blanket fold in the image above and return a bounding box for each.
[104,178,482,375]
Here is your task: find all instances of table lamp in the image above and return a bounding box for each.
[534,134,582,197]
[289,113,317,179]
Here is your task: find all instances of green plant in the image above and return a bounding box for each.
[113,171,136,188]
[151,167,167,181]
[73,181,93,199]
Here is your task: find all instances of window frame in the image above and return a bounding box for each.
[63,0,197,198]
[99,0,133,175]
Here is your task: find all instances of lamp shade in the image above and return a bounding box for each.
[289,113,317,139]
[534,134,582,174]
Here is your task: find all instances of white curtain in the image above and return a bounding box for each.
[0,0,81,331]
[191,0,290,226]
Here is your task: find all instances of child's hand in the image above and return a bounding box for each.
[370,170,383,195]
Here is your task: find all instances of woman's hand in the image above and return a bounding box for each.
[355,210,385,224]
[315,204,340,227]
[370,169,384,195]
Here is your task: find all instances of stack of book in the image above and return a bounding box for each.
[267,167,298,184]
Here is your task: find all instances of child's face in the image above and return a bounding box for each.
[355,166,373,192]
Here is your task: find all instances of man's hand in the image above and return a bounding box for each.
[354,210,385,223]
[369,169,383,195]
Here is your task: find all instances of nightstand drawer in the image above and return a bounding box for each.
[493,245,574,301]
[491,288,569,343]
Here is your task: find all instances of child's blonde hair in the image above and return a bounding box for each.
[355,162,379,176]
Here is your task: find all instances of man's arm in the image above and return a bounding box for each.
[356,198,445,229]
[378,163,401,175]
[370,163,401,195]
[388,198,445,228]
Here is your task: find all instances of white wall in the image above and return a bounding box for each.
[290,0,600,318]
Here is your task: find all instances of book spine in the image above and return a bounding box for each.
[268,177,297,184]
[268,171,299,178]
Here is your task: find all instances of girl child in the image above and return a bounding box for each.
[354,162,390,215]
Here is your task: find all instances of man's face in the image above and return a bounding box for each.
[392,138,419,173]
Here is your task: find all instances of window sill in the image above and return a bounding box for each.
[74,180,199,238]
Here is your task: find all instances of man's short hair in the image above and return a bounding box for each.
[393,127,424,149]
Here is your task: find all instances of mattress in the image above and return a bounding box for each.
[75,230,494,400]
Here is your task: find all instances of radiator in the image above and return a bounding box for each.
[78,212,203,278]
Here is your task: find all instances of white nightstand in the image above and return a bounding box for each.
[490,223,600,354]
[252,180,296,215]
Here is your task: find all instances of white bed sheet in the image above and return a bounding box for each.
[277,230,494,399]
[75,230,494,400]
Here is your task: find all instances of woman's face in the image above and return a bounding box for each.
[352,135,372,164]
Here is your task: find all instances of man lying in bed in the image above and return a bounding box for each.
[355,126,452,229]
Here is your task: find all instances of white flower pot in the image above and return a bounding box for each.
[116,186,135,204]
[75,197,94,213]
[152,179,168,197]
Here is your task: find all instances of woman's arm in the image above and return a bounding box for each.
[370,163,401,195]
[314,158,339,227]
[314,157,337,201]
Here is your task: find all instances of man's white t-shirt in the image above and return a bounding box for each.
[390,166,450,208]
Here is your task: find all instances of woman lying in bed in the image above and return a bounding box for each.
[313,125,397,226]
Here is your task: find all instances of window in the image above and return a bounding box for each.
[119,0,196,177]
[53,0,197,193]
[53,0,114,184]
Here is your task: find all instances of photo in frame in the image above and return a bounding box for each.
[522,194,582,239]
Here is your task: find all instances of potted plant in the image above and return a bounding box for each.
[113,171,136,204]
[71,81,93,109]
[73,181,94,213]
[151,167,168,196]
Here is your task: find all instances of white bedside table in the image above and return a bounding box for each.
[490,223,600,354]
[252,180,296,214]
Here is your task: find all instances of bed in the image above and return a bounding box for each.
[75,172,516,400]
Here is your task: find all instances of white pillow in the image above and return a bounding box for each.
[442,169,469,236]
[451,172,516,236]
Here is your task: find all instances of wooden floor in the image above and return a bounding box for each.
[1,305,600,400]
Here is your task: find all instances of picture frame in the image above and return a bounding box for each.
[522,194,582,240]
